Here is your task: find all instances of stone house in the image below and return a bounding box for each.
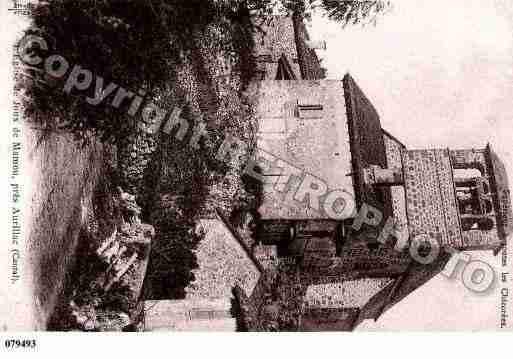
[143,214,262,331]
[143,14,513,331]
[248,16,513,330]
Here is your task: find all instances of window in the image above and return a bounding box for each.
[297,104,324,119]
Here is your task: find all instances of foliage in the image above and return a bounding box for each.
[279,0,392,25]
[21,0,392,305]
[318,0,392,26]
[20,0,391,143]
[145,220,204,299]
[20,0,270,143]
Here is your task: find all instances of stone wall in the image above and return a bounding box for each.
[303,278,394,309]
[143,298,236,331]
[402,149,463,248]
[252,16,302,80]
[255,80,354,220]
[336,242,410,275]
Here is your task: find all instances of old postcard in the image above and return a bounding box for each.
[1,0,512,341]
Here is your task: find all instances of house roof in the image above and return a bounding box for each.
[343,73,393,217]
[251,15,323,80]
[276,54,297,80]
[382,128,407,149]
[291,14,325,80]
[185,215,261,300]
[251,16,302,80]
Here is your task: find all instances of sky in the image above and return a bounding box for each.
[310,0,513,330]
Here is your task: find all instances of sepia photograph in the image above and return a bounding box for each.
[0,0,512,349]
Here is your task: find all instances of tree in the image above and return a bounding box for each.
[20,0,272,143]
[19,0,392,305]
[319,0,392,25]
[280,0,392,25]
[19,0,391,144]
